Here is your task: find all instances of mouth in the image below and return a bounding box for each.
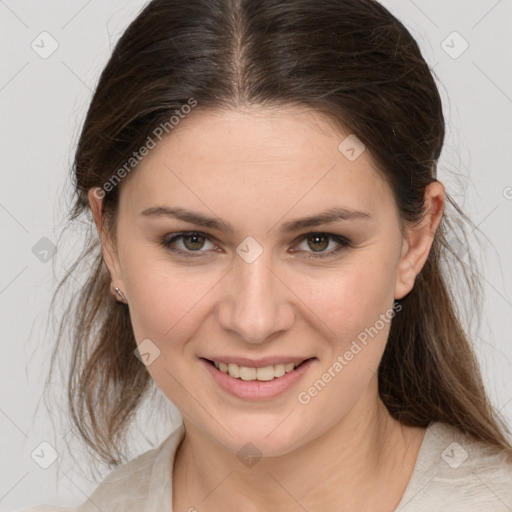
[200,356,317,400]
[202,357,314,382]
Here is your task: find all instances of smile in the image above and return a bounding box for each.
[201,357,317,400]
[209,359,303,381]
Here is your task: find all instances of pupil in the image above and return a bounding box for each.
[308,234,328,252]
[184,234,204,250]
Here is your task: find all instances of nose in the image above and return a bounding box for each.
[216,246,295,344]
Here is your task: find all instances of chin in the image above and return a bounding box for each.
[203,413,316,459]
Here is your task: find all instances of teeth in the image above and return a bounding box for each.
[228,363,240,378]
[211,360,304,381]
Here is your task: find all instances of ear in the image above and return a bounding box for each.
[88,188,126,297]
[394,180,445,300]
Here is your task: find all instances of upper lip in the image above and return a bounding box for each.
[202,356,314,368]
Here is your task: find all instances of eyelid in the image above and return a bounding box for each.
[160,230,351,259]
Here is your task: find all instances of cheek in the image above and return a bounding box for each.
[294,254,399,401]
[121,247,221,345]
[123,257,221,403]
[293,262,398,418]
[294,256,396,338]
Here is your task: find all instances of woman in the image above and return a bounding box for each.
[20,0,512,511]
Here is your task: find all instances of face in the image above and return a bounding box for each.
[90,106,442,457]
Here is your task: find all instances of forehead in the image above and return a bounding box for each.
[120,106,396,223]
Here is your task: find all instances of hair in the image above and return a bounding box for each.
[44,0,512,468]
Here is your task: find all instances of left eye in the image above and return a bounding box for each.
[293,233,350,259]
[160,231,350,259]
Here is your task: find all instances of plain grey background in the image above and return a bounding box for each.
[1,0,511,509]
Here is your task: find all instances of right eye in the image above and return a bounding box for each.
[160,231,219,257]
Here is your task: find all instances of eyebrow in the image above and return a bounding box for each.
[139,206,372,234]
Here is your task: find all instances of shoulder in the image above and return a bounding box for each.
[77,442,162,510]
[16,424,185,512]
[399,421,512,511]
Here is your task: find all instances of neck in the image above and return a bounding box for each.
[172,377,425,512]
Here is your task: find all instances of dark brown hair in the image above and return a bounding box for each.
[44,0,512,468]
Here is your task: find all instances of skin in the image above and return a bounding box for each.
[89,106,445,512]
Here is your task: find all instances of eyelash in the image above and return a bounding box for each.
[159,231,351,260]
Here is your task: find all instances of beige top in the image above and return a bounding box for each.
[16,421,512,511]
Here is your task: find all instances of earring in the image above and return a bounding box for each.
[114,286,127,303]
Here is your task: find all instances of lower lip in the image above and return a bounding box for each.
[200,357,316,400]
